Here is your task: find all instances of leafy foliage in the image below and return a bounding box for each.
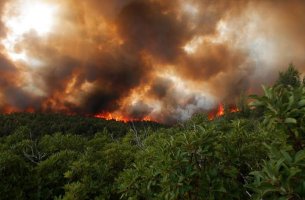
[276,63,301,88]
[248,146,305,200]
[118,120,272,200]
[0,151,31,200]
[250,84,305,150]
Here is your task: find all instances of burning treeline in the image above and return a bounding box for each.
[0,0,305,124]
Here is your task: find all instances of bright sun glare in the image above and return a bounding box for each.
[2,0,57,61]
[5,0,56,36]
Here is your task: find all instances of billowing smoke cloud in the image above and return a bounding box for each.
[0,0,305,123]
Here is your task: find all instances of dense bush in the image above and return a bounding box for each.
[0,113,163,137]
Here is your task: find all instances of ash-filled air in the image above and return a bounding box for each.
[0,0,305,123]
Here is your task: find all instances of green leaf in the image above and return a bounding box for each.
[216,186,227,193]
[281,151,293,164]
[266,103,278,114]
[249,101,265,107]
[284,118,297,124]
[288,95,294,108]
[298,99,305,107]
[294,150,305,163]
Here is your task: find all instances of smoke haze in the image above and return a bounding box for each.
[0,0,305,123]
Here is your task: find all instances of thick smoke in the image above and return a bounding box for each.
[0,0,305,123]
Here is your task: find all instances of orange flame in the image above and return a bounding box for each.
[94,112,153,123]
[208,103,239,120]
[217,103,225,117]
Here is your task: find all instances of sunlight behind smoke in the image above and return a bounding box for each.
[3,0,57,36]
[1,0,58,63]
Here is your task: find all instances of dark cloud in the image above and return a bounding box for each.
[0,0,305,123]
[116,0,190,63]
[4,86,40,110]
[124,101,152,119]
[178,43,247,80]
[149,78,173,99]
[79,49,151,114]
[0,53,41,111]
[0,53,17,87]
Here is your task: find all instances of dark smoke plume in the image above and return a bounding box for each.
[0,0,305,123]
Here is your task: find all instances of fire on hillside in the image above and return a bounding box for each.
[94,103,239,122]
[208,104,239,120]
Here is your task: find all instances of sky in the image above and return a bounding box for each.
[0,0,305,123]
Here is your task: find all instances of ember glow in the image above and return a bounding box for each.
[208,103,225,120]
[0,0,305,123]
[217,104,225,118]
[95,112,153,123]
[208,104,239,120]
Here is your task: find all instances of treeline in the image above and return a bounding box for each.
[0,64,305,199]
[0,113,163,138]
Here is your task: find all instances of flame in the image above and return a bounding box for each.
[217,103,225,117]
[94,112,153,123]
[230,106,239,113]
[208,103,239,120]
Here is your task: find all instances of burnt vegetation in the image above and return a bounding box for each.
[1,65,305,199]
